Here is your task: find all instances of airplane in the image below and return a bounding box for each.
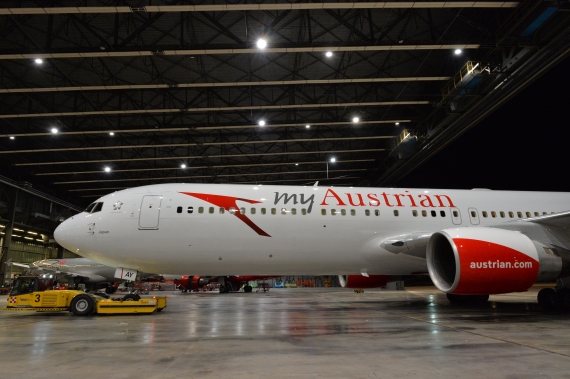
[53,183,570,310]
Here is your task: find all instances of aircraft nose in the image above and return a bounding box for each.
[53,221,67,246]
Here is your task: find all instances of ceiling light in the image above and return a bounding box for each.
[454,49,462,55]
[9,136,15,140]
[325,51,333,57]
[34,58,43,64]
[51,128,58,134]
[256,38,267,49]
[330,158,336,163]
[104,166,111,172]
[181,164,186,169]
[395,122,400,126]
[295,163,299,166]
[352,117,359,123]
[109,132,115,136]
[305,124,311,129]
[258,120,266,126]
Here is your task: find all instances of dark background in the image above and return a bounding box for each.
[398,55,570,192]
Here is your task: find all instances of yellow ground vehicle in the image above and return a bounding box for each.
[3,276,167,316]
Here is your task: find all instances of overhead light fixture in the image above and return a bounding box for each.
[34,58,43,64]
[352,117,359,123]
[325,51,333,57]
[258,120,266,126]
[305,124,311,129]
[9,136,15,140]
[51,127,58,134]
[295,163,299,166]
[180,164,186,169]
[330,157,336,163]
[109,132,115,136]
[454,49,462,55]
[104,166,111,172]
[395,122,400,126]
[256,38,267,49]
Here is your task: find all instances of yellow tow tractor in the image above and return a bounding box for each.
[3,275,167,316]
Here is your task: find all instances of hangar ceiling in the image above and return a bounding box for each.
[0,1,569,207]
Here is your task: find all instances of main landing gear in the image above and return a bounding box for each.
[537,287,570,312]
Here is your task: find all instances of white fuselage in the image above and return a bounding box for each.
[53,184,570,276]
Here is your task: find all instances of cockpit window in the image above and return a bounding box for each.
[91,202,103,213]
[84,203,96,213]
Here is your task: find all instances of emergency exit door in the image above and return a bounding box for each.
[139,195,161,229]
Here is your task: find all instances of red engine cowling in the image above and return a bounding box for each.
[338,275,389,288]
[426,227,559,295]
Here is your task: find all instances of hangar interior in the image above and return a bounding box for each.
[1,0,570,282]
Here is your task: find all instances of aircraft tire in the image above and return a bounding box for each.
[219,285,227,294]
[244,285,253,293]
[70,294,95,316]
[123,294,141,301]
[553,288,570,312]
[537,288,556,310]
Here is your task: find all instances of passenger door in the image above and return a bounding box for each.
[139,195,162,229]
[468,207,480,225]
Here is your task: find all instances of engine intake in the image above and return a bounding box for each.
[427,227,565,295]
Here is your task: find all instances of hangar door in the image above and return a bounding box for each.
[139,195,162,229]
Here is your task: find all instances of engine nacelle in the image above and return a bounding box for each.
[427,227,566,295]
[338,275,389,289]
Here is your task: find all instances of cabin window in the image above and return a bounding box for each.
[240,207,246,214]
[470,211,476,218]
[374,210,380,216]
[422,210,427,217]
[412,210,418,217]
[482,211,487,218]
[500,211,505,218]
[534,212,539,217]
[365,210,370,216]
[271,208,276,215]
[453,210,459,218]
[219,208,225,214]
[508,211,514,218]
[351,209,356,216]
[209,207,214,214]
[321,209,327,216]
[197,207,203,214]
[341,209,346,216]
[261,208,266,215]
[432,210,437,217]
[302,208,307,215]
[491,211,496,218]
[526,212,531,217]
[92,202,103,213]
[251,208,256,215]
[394,210,399,217]
[281,208,287,215]
[517,212,522,218]
[229,207,237,215]
[543,212,547,215]
[291,208,297,215]
[177,206,182,214]
[440,211,446,217]
[188,206,194,214]
[331,209,337,216]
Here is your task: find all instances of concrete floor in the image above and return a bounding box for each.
[1,286,570,379]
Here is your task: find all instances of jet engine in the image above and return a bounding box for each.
[427,227,567,295]
[338,275,389,288]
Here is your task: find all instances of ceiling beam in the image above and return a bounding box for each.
[0,3,520,16]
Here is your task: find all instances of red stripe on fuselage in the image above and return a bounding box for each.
[180,192,271,237]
